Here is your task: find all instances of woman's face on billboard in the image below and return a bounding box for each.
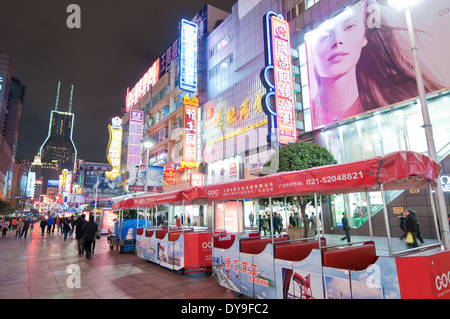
[312,3,367,79]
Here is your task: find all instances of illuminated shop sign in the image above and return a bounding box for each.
[126,59,160,111]
[59,169,72,194]
[106,117,123,181]
[262,11,297,146]
[182,96,198,163]
[190,173,204,187]
[127,110,144,171]
[164,166,176,184]
[179,19,198,92]
[26,171,36,198]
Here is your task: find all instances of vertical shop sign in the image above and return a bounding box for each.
[182,96,199,163]
[261,11,297,146]
[179,19,198,92]
[105,117,123,180]
[127,110,144,171]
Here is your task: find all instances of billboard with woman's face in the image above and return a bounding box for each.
[304,0,450,129]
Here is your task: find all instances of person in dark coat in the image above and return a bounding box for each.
[405,209,419,248]
[40,217,47,235]
[84,215,98,260]
[75,214,87,255]
[341,213,351,243]
[61,217,72,241]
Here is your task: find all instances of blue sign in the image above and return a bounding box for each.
[179,19,198,92]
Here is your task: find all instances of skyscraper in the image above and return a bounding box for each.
[39,82,77,189]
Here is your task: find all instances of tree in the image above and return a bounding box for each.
[260,142,336,237]
[0,199,15,216]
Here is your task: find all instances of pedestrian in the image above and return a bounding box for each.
[15,218,24,239]
[310,212,317,236]
[262,214,269,236]
[84,215,99,260]
[341,213,351,243]
[75,214,87,255]
[187,214,191,228]
[61,217,71,240]
[249,212,254,228]
[47,215,55,234]
[409,209,425,244]
[398,212,407,240]
[2,219,9,237]
[175,215,181,228]
[40,217,47,235]
[21,218,30,239]
[273,213,281,235]
[69,215,75,237]
[56,217,61,233]
[405,209,419,248]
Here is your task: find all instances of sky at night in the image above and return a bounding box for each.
[0,0,237,163]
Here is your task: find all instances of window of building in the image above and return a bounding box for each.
[298,43,312,132]
[209,53,233,79]
[286,0,306,22]
[305,0,319,10]
[209,32,232,58]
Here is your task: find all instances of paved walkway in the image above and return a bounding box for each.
[0,225,239,299]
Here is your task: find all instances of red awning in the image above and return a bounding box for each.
[111,151,441,207]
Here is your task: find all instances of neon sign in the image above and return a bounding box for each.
[182,96,198,163]
[126,59,160,111]
[261,11,297,146]
[179,19,198,92]
[105,117,123,181]
[127,110,144,171]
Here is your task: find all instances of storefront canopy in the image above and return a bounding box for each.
[112,151,441,208]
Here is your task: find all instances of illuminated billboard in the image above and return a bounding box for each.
[182,96,198,163]
[179,19,198,92]
[105,117,123,181]
[304,0,450,129]
[127,110,144,171]
[261,11,297,146]
[126,59,160,111]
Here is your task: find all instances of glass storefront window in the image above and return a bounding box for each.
[317,91,450,230]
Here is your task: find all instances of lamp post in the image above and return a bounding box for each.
[388,0,450,249]
[142,137,157,195]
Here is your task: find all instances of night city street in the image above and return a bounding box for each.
[0,0,449,302]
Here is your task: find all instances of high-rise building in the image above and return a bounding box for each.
[39,82,77,192]
[0,52,14,198]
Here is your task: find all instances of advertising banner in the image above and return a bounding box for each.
[304,0,450,129]
[127,110,144,171]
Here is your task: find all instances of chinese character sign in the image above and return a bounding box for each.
[182,96,198,163]
[271,15,297,145]
[127,110,144,171]
[261,11,297,146]
[179,19,198,92]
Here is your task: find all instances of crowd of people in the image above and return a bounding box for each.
[0,213,100,260]
[253,211,318,236]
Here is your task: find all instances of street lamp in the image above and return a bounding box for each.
[141,137,157,195]
[388,0,450,249]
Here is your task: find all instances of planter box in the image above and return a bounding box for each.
[288,227,314,240]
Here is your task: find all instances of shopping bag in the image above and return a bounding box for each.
[405,232,414,244]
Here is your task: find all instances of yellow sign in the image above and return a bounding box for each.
[393,207,404,215]
[105,117,123,181]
